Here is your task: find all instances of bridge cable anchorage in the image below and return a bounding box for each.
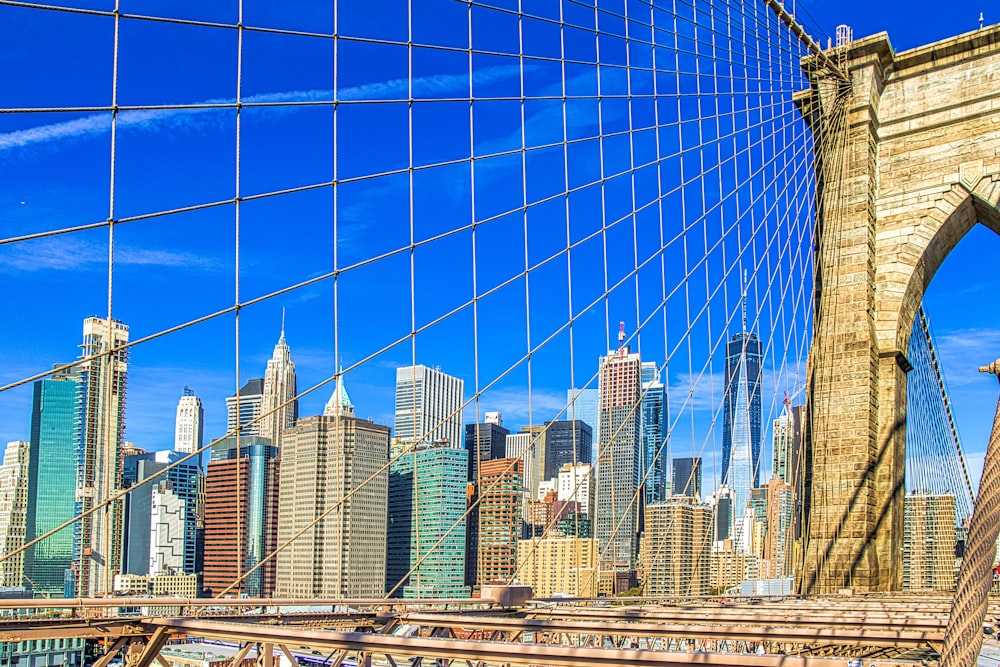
[941,359,1000,667]
[761,0,850,83]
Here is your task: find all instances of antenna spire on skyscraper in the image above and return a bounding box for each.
[280,307,286,341]
[741,269,748,335]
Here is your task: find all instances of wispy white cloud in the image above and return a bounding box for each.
[932,327,1000,388]
[0,66,525,158]
[470,386,569,429]
[1,235,226,273]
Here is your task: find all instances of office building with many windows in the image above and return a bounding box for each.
[225,379,265,437]
[122,449,200,579]
[260,324,298,449]
[202,436,279,597]
[595,326,642,567]
[640,362,667,503]
[276,379,390,598]
[543,420,592,481]
[641,496,712,596]
[387,441,469,599]
[721,330,762,552]
[671,456,702,500]
[24,367,81,597]
[174,387,204,455]
[77,316,129,597]
[393,365,463,451]
[475,457,522,588]
[0,440,29,588]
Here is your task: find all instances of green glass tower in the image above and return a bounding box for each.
[387,442,470,599]
[25,367,82,596]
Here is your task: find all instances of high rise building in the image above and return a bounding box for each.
[386,441,469,598]
[745,488,768,557]
[903,492,957,591]
[762,477,794,579]
[710,541,748,593]
[671,457,702,500]
[566,388,599,455]
[77,316,129,597]
[465,420,510,483]
[394,365,463,450]
[0,441,30,588]
[464,417,510,588]
[121,450,200,578]
[517,536,598,597]
[789,403,807,542]
[226,378,265,436]
[712,485,734,543]
[721,330,761,553]
[543,420,593,481]
[772,412,792,484]
[642,496,712,596]
[557,462,594,518]
[149,479,187,575]
[260,321,298,449]
[640,362,667,503]
[276,379,390,597]
[24,367,81,596]
[476,457,523,588]
[174,387,204,455]
[202,436,279,597]
[595,324,642,567]
[505,431,543,516]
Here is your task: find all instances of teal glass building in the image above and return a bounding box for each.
[387,442,469,599]
[24,368,82,597]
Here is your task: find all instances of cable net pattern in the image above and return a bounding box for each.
[0,0,821,600]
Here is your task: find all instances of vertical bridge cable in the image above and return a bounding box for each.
[942,359,1000,667]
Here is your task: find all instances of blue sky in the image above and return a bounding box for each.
[1,0,997,497]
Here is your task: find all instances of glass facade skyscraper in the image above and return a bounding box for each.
[387,442,469,598]
[721,332,762,488]
[25,367,82,597]
[640,362,667,504]
[203,436,279,597]
[721,331,762,552]
[671,456,702,499]
[566,388,599,458]
[542,420,593,482]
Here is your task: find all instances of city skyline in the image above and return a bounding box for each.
[0,3,996,666]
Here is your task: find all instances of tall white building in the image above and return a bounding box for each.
[0,441,29,588]
[174,387,204,454]
[506,431,542,509]
[78,316,129,597]
[260,322,298,449]
[394,365,463,449]
[558,462,593,517]
[149,480,186,575]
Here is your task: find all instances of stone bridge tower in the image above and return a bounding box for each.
[799,26,1000,593]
